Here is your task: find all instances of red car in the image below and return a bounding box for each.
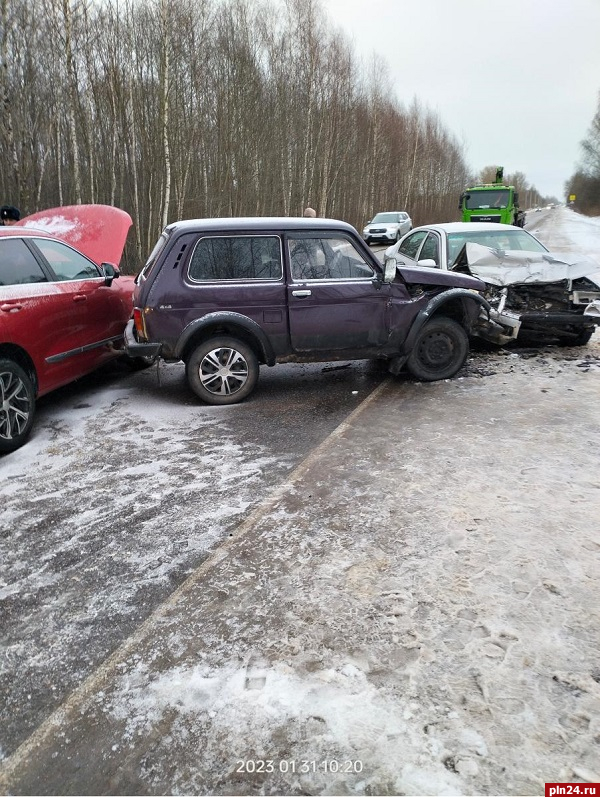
[0,205,137,453]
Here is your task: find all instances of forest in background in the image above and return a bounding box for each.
[566,91,600,216]
[1,0,559,270]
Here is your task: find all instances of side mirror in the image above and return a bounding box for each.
[417,259,437,268]
[101,262,120,286]
[384,259,397,283]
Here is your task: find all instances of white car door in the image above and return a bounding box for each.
[388,230,428,266]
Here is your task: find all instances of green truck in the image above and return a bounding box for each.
[459,167,526,227]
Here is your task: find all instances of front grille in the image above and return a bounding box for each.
[472,215,501,223]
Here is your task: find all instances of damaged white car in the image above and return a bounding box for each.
[383,222,600,345]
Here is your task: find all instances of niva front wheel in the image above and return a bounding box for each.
[406,317,469,381]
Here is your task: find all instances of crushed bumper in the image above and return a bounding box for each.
[124,319,162,359]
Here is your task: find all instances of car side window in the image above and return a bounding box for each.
[34,239,101,281]
[188,235,282,281]
[289,236,374,281]
[419,233,440,266]
[398,231,427,260]
[0,239,48,286]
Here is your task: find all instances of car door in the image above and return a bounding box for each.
[286,233,389,352]
[32,236,127,339]
[394,230,427,266]
[417,232,442,268]
[0,236,91,393]
[29,237,128,379]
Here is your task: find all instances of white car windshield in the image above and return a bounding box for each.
[371,213,400,223]
[447,229,548,265]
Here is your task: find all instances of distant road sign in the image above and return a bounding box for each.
[569,194,577,201]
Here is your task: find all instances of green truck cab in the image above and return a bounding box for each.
[459,167,525,227]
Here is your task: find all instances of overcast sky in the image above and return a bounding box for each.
[319,0,600,200]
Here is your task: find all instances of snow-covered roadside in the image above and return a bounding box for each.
[526,207,600,263]
[0,366,297,758]
[0,357,384,759]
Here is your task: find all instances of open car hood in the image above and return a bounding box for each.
[461,242,600,287]
[16,204,132,267]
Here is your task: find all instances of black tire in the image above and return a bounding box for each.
[556,327,594,347]
[406,317,469,381]
[186,336,259,405]
[0,358,36,454]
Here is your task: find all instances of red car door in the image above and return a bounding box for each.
[0,237,89,394]
[31,237,129,367]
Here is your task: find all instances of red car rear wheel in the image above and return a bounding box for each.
[0,358,36,454]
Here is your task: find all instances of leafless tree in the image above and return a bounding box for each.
[0,0,548,270]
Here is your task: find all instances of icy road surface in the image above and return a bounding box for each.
[1,207,599,796]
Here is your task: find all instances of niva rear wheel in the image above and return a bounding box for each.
[406,317,469,381]
[0,359,36,454]
[186,336,259,405]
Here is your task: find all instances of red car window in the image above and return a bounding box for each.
[33,238,101,281]
[0,239,48,286]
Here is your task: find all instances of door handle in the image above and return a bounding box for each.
[1,303,22,312]
[73,294,87,302]
[292,290,312,297]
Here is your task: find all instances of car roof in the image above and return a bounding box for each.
[0,227,56,240]
[165,217,357,234]
[412,222,524,234]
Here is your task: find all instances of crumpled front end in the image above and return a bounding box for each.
[459,243,600,344]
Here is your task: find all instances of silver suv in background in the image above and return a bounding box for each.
[362,211,412,245]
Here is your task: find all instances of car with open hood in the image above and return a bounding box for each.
[383,222,600,346]
[125,216,490,406]
[0,205,136,453]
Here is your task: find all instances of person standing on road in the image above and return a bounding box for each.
[303,207,316,218]
[0,205,21,225]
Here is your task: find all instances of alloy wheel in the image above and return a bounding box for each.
[199,345,250,396]
[0,368,33,442]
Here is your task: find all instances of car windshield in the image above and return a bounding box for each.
[372,213,400,223]
[447,229,548,265]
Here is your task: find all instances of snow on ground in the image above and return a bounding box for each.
[4,336,598,796]
[93,341,600,797]
[526,206,600,263]
[0,368,298,757]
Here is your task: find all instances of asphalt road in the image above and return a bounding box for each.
[1,336,599,796]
